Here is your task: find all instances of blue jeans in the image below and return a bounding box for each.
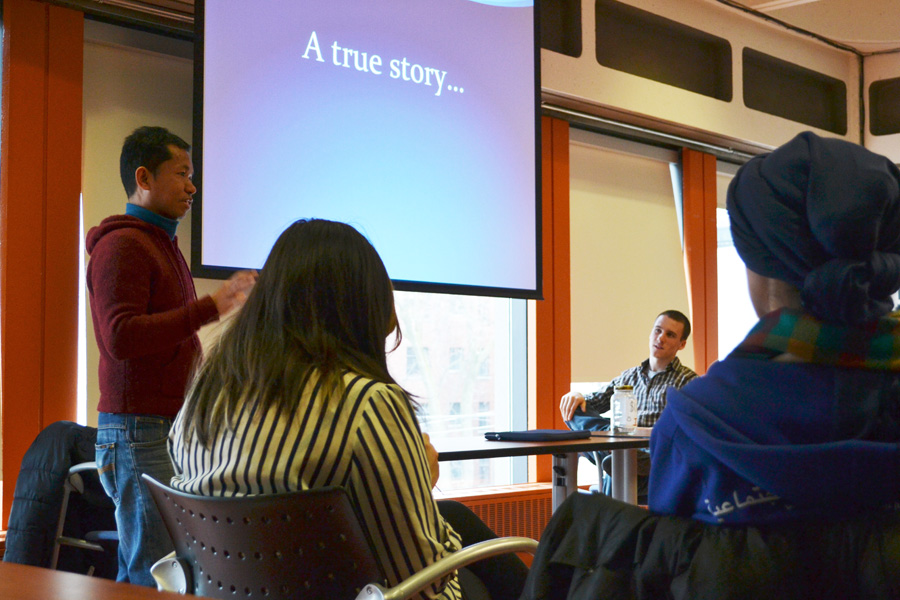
[95,413,175,587]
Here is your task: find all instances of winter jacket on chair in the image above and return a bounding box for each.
[520,492,900,600]
[3,421,117,577]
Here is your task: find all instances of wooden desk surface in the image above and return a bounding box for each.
[0,562,186,600]
[433,432,650,461]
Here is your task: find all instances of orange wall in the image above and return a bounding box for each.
[1,0,83,526]
[682,149,719,374]
[533,116,570,481]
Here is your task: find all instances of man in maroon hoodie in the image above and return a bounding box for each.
[86,126,256,586]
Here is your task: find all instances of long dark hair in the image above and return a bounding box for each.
[181,219,403,445]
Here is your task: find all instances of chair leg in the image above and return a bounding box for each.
[594,452,605,493]
[50,461,116,574]
[50,476,79,569]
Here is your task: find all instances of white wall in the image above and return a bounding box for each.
[568,129,693,384]
[542,0,861,151]
[81,21,226,426]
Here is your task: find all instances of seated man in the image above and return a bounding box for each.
[559,310,697,493]
[520,132,900,599]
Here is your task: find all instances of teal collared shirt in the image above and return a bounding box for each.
[125,203,179,240]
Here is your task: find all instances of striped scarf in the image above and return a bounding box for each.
[731,307,900,371]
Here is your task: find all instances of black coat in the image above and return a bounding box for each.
[520,492,900,600]
[3,421,117,577]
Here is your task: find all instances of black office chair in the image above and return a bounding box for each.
[143,475,538,600]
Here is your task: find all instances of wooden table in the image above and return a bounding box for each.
[0,562,186,600]
[433,432,650,508]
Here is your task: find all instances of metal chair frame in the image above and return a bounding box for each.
[49,461,118,573]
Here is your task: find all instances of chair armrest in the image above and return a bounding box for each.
[355,536,538,600]
[150,551,191,594]
[68,461,99,475]
[64,462,100,497]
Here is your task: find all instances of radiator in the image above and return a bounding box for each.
[440,483,553,541]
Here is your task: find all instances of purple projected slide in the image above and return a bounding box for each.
[195,0,539,296]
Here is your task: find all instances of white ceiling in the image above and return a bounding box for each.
[89,0,900,54]
[734,0,900,53]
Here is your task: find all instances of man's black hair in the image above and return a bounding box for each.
[120,126,190,198]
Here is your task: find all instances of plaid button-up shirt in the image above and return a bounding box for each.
[584,357,698,428]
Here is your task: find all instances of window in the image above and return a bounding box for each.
[541,0,582,58]
[477,401,491,428]
[595,0,732,101]
[870,77,900,136]
[743,48,847,135]
[406,347,429,376]
[716,209,758,357]
[715,165,758,358]
[477,357,490,378]
[477,459,491,484]
[388,290,527,491]
[448,347,463,372]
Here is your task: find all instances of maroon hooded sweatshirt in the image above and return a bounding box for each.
[86,215,219,418]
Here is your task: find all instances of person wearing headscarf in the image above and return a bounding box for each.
[649,131,900,524]
[518,133,900,600]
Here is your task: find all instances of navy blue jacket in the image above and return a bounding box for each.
[649,357,900,524]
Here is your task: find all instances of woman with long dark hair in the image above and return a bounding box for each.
[169,219,526,600]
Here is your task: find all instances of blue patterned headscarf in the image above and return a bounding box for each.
[727,131,900,325]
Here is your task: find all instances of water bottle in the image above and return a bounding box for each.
[612,385,637,434]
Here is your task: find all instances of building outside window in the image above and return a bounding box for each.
[448,347,463,372]
[388,290,527,490]
[476,401,490,428]
[406,346,429,376]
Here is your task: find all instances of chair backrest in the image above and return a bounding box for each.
[143,476,386,599]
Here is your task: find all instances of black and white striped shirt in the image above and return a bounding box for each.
[169,371,463,600]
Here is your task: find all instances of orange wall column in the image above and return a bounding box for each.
[534,116,570,481]
[681,148,718,374]
[1,0,84,526]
